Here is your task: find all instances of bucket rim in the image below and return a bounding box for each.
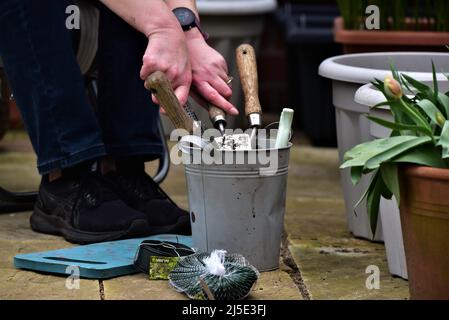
[179,141,293,153]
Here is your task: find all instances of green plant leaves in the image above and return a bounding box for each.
[341,136,431,170]
[392,145,446,168]
[366,115,429,136]
[437,121,449,158]
[350,166,363,186]
[417,99,446,128]
[402,74,435,102]
[432,62,439,102]
[365,136,432,170]
[380,163,400,204]
[438,92,449,118]
[366,170,382,236]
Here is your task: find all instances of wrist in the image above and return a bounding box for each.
[145,24,183,40]
[171,7,209,41]
[143,13,182,38]
[184,27,206,42]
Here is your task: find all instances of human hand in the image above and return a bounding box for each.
[140,27,192,106]
[186,32,239,116]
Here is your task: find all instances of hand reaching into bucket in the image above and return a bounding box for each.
[140,27,192,107]
[186,29,239,116]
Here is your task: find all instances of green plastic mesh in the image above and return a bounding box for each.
[168,251,259,300]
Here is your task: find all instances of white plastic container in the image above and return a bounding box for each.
[355,83,407,279]
[319,52,449,241]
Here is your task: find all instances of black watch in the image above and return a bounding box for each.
[172,7,209,41]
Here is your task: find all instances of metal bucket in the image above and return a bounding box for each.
[180,139,291,271]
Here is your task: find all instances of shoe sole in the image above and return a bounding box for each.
[30,206,152,244]
[157,214,191,236]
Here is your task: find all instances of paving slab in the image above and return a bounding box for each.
[0,212,59,241]
[0,239,99,300]
[0,268,100,300]
[284,146,410,300]
[1,131,411,300]
[102,274,187,300]
[249,264,302,300]
[103,262,302,300]
[289,240,409,300]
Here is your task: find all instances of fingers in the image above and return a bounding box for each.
[174,85,190,107]
[140,54,161,81]
[151,94,160,105]
[195,81,239,116]
[189,89,208,108]
[210,77,232,99]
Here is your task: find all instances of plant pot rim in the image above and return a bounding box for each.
[401,165,449,181]
[334,17,449,46]
[319,51,449,84]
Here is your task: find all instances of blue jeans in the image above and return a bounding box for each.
[0,0,163,174]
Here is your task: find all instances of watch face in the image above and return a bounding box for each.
[173,8,195,27]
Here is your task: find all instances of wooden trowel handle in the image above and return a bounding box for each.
[236,44,261,117]
[145,71,193,133]
[208,105,226,121]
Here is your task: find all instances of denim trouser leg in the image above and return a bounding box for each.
[97,4,163,159]
[0,0,106,174]
[0,1,164,175]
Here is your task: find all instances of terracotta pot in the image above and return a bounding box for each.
[399,165,449,300]
[334,17,449,53]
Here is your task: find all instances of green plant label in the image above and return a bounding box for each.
[148,256,180,280]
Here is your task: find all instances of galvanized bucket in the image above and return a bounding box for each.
[180,139,292,271]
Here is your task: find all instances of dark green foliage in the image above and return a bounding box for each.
[337,0,449,31]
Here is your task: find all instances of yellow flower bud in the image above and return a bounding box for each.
[436,112,446,127]
[384,76,403,100]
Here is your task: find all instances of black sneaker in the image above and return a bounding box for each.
[103,160,191,236]
[30,166,152,244]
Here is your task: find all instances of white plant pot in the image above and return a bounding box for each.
[319,52,449,242]
[355,83,407,279]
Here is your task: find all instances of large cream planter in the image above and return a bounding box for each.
[319,52,449,242]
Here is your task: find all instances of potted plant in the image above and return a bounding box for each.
[319,52,449,242]
[342,66,449,299]
[336,0,449,53]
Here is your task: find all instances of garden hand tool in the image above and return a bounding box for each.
[145,71,217,151]
[208,104,227,136]
[275,108,294,148]
[208,76,233,136]
[145,71,197,133]
[236,44,262,147]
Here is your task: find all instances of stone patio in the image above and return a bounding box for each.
[0,130,409,300]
